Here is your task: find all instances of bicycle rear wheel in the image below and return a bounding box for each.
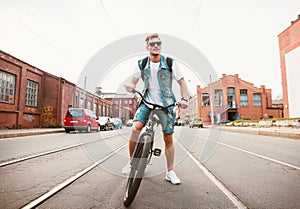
[123,134,151,207]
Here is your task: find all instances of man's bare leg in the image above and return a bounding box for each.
[129,121,144,159]
[163,133,174,171]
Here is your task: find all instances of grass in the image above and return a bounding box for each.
[227,117,300,127]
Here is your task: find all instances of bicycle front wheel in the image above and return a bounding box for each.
[123,134,152,207]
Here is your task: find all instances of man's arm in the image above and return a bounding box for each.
[125,77,139,93]
[177,78,189,109]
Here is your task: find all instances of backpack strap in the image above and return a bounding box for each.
[140,56,173,81]
[140,57,148,81]
[166,57,173,73]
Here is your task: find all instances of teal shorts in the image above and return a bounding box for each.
[133,104,175,134]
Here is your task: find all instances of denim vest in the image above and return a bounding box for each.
[138,55,176,112]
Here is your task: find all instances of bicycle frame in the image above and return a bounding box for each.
[131,109,163,168]
[123,90,179,207]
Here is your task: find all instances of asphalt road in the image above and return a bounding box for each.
[0,127,299,209]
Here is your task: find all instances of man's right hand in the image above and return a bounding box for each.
[125,83,135,93]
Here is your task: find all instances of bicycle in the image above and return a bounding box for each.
[123,90,179,207]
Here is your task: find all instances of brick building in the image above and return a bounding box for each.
[181,74,282,124]
[0,50,114,129]
[102,93,137,124]
[278,15,300,118]
[72,87,113,119]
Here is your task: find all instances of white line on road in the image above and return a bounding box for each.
[220,142,300,170]
[0,134,120,167]
[194,133,300,170]
[176,139,248,209]
[0,144,80,167]
[21,142,128,209]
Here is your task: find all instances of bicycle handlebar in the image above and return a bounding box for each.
[133,90,180,109]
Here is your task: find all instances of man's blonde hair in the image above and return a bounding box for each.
[145,33,160,44]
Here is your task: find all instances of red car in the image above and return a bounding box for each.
[63,108,100,133]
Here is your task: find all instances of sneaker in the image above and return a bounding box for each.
[122,161,131,175]
[165,170,181,185]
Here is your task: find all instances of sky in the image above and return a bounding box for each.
[0,0,299,98]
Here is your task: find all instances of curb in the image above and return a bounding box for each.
[220,127,300,140]
[0,129,65,139]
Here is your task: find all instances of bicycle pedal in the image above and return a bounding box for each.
[153,148,161,156]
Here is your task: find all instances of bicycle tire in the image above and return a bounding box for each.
[123,134,152,207]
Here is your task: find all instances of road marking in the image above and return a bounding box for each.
[220,142,300,170]
[176,139,248,209]
[0,133,120,167]
[21,142,128,209]
[0,144,79,167]
[192,133,300,171]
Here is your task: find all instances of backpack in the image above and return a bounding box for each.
[140,57,173,81]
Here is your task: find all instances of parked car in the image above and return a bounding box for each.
[111,118,123,129]
[63,108,100,133]
[126,119,134,127]
[97,117,114,131]
[216,119,231,125]
[175,120,185,126]
[189,118,203,128]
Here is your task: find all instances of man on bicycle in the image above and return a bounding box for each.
[123,33,189,185]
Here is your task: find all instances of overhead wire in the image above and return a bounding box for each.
[98,0,119,36]
[192,0,204,27]
[0,8,69,57]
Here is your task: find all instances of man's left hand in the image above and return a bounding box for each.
[180,100,188,109]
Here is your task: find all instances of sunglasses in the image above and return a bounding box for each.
[148,41,161,47]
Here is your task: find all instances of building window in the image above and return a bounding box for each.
[201,93,210,106]
[215,89,223,106]
[115,100,118,105]
[228,87,235,95]
[253,93,261,106]
[227,87,236,108]
[87,101,92,110]
[0,71,15,104]
[240,89,248,106]
[93,103,97,113]
[99,105,102,116]
[26,80,38,107]
[129,100,132,105]
[74,95,78,108]
[80,97,84,108]
[124,100,128,104]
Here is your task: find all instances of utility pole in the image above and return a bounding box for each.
[119,99,122,118]
[210,74,214,125]
[84,76,87,109]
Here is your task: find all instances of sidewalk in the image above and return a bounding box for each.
[0,128,65,139]
[218,126,300,140]
[0,126,299,140]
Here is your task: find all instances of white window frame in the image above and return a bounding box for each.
[26,80,38,107]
